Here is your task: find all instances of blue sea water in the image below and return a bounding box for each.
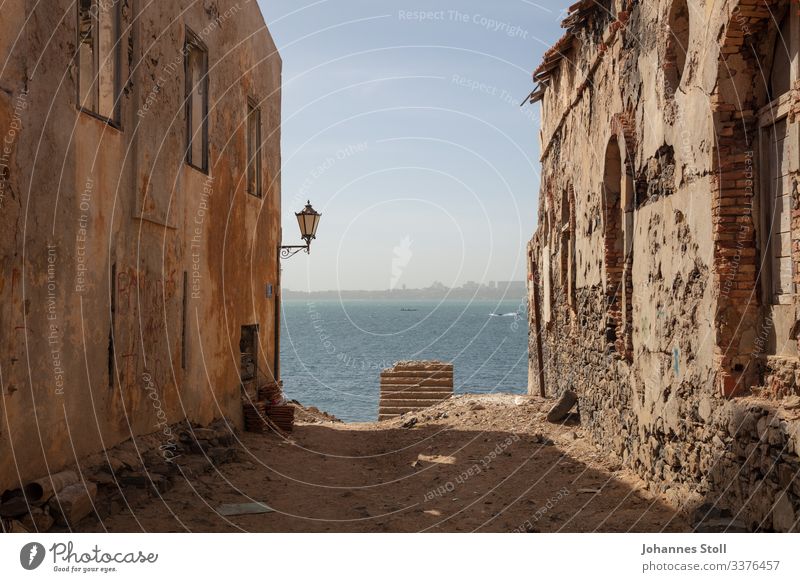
[279,299,529,422]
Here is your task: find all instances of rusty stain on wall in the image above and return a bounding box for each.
[0,0,282,492]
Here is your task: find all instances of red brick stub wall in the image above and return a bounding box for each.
[379,361,454,420]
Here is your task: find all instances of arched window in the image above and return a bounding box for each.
[603,139,623,349]
[559,187,576,311]
[665,0,690,94]
[603,135,635,358]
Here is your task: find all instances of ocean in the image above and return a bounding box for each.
[279,299,529,422]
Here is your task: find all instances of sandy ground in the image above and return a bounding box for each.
[79,394,689,532]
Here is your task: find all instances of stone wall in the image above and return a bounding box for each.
[379,361,454,420]
[528,0,800,531]
[0,0,282,492]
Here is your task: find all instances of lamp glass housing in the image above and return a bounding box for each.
[295,201,321,244]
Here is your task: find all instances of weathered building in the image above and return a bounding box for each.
[528,0,800,530]
[0,0,282,492]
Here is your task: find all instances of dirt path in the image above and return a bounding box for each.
[81,395,689,532]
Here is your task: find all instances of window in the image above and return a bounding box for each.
[760,9,795,305]
[185,31,209,172]
[559,187,575,314]
[247,99,262,197]
[768,13,792,102]
[543,245,551,325]
[77,0,121,124]
[564,188,577,311]
[756,7,796,357]
[603,135,634,358]
[665,0,690,93]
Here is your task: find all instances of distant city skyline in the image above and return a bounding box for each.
[284,279,527,294]
[283,280,528,303]
[258,0,568,291]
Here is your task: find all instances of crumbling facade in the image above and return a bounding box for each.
[0,1,282,492]
[528,0,800,530]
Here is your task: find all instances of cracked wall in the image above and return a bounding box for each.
[528,0,800,531]
[0,0,282,492]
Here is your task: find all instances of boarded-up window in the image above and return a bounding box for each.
[247,99,262,197]
[185,32,209,172]
[77,0,120,123]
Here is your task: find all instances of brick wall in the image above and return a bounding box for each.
[378,361,454,420]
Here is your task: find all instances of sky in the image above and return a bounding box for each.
[256,0,570,291]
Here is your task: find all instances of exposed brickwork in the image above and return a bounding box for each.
[711,0,774,396]
[529,0,800,531]
[378,361,454,420]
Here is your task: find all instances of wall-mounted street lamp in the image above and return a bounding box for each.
[274,200,322,381]
[280,201,321,259]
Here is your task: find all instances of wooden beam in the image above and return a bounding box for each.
[531,261,547,398]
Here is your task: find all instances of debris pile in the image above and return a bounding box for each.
[290,402,341,424]
[0,418,240,533]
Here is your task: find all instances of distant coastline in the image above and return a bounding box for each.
[283,281,527,301]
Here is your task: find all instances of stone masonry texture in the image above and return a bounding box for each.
[528,0,800,531]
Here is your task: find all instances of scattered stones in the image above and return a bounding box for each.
[693,518,750,533]
[784,396,800,411]
[118,473,170,495]
[772,492,796,532]
[110,450,142,471]
[7,520,28,533]
[208,447,238,465]
[531,434,555,445]
[546,390,578,423]
[0,494,30,518]
[0,417,242,532]
[49,482,97,527]
[402,417,418,429]
[20,506,54,532]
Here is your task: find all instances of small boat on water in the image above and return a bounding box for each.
[489,312,516,318]
[400,308,419,312]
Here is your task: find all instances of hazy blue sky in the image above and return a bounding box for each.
[257,0,570,291]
